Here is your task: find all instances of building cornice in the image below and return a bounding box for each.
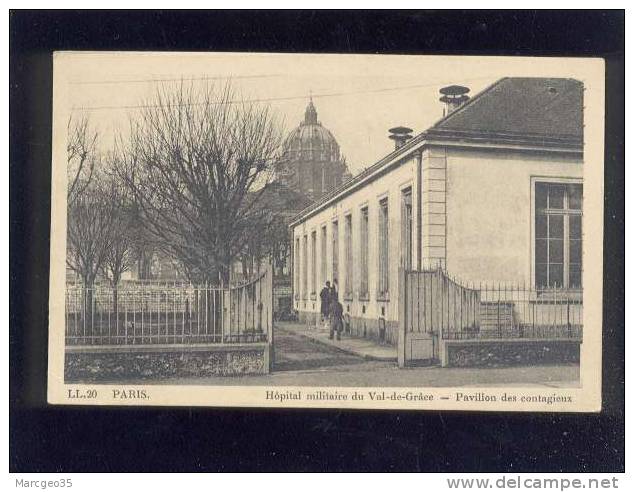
[426,128,582,150]
[289,132,583,228]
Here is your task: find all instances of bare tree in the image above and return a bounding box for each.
[115,82,283,284]
[67,139,140,315]
[267,214,293,277]
[66,172,121,328]
[238,182,311,279]
[98,176,139,313]
[66,176,117,287]
[237,208,273,279]
[134,234,156,280]
[67,115,98,206]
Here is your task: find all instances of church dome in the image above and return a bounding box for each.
[276,98,351,201]
[282,99,342,163]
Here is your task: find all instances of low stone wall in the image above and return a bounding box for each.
[65,344,270,382]
[443,339,581,368]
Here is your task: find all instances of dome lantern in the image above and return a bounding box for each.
[303,98,319,125]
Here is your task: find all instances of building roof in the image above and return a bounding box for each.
[428,77,583,144]
[290,77,583,227]
[250,181,313,214]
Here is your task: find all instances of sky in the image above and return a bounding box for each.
[57,52,594,175]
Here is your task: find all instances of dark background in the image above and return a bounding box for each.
[10,10,625,472]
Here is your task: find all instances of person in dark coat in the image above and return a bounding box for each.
[319,281,331,323]
[329,278,339,303]
[329,299,343,341]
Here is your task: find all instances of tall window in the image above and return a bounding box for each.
[535,182,582,288]
[344,214,353,297]
[359,207,369,297]
[302,235,308,298]
[401,188,413,270]
[321,225,328,285]
[332,220,339,284]
[311,231,317,294]
[294,237,300,296]
[378,198,389,296]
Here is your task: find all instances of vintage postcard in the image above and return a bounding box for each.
[47,52,604,411]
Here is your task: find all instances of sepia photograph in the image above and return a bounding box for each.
[10,9,624,476]
[47,52,604,410]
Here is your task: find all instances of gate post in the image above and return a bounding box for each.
[398,267,407,368]
[437,269,446,366]
[267,266,274,372]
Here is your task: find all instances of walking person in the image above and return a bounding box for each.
[319,281,331,329]
[329,298,344,341]
[328,278,340,335]
[329,278,339,303]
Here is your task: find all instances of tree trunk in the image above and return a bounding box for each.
[112,286,119,319]
[138,249,152,280]
[82,275,95,338]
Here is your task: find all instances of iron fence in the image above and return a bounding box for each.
[404,268,583,340]
[65,270,273,346]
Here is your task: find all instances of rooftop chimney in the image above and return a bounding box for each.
[388,126,413,150]
[439,85,470,116]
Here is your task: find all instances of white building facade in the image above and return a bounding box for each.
[290,78,584,346]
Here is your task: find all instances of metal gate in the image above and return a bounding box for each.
[398,267,583,367]
[398,268,479,366]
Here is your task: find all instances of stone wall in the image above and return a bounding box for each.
[65,345,270,382]
[444,340,580,368]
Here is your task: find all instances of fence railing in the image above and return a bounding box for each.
[65,269,273,346]
[404,268,583,340]
[67,277,262,288]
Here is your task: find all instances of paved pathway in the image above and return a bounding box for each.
[272,323,388,373]
[279,322,396,362]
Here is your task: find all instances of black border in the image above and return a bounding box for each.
[10,10,625,472]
